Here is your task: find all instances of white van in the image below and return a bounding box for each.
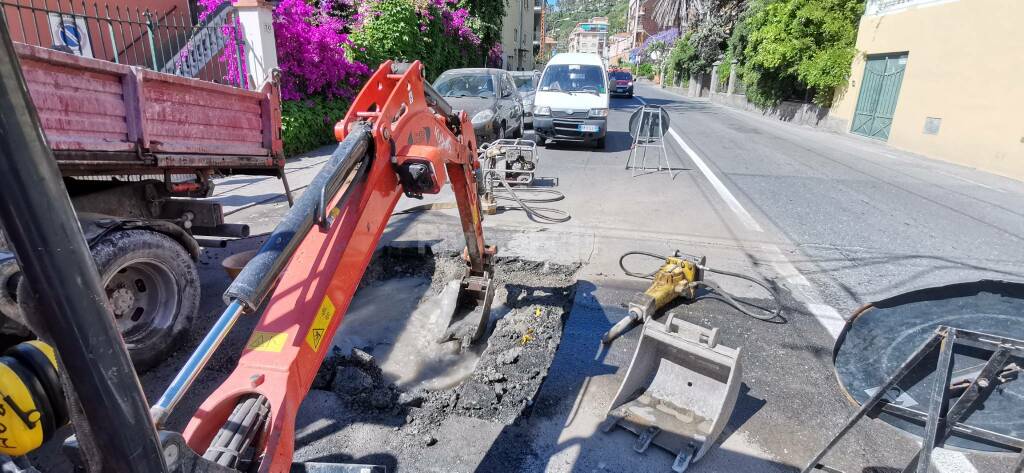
[532,53,609,148]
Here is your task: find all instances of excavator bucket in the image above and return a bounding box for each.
[603,313,742,472]
[436,269,496,350]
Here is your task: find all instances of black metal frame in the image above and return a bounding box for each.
[0,14,167,472]
[804,326,1024,473]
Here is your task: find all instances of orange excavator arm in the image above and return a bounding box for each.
[145,61,494,473]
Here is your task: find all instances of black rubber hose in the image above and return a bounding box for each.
[492,187,564,203]
[618,250,782,322]
[487,171,570,223]
[618,250,669,279]
[392,177,570,223]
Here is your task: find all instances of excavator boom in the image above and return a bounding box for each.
[167,60,495,472]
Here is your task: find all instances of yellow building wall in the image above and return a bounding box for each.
[829,0,1024,180]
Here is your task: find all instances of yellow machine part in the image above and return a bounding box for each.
[644,257,701,309]
[0,360,45,456]
[0,340,60,457]
[22,340,57,368]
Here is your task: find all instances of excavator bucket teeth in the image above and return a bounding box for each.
[604,313,742,469]
[436,270,496,349]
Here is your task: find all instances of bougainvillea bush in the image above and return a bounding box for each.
[350,0,485,82]
[198,0,369,100]
[273,0,372,101]
[280,95,352,156]
[486,42,503,68]
[197,0,499,155]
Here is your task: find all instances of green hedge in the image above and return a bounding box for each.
[349,0,483,83]
[634,63,655,79]
[281,96,350,157]
[736,0,864,107]
[664,32,696,86]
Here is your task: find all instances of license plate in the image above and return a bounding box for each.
[578,125,599,132]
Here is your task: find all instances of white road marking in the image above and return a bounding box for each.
[932,448,979,473]
[667,128,764,233]
[762,246,846,339]
[635,87,981,468]
[641,88,849,339]
[936,170,1004,192]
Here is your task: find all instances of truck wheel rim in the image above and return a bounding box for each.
[104,258,179,344]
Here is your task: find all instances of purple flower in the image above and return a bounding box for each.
[196,0,371,100]
[642,28,679,52]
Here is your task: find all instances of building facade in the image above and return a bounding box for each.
[567,17,608,56]
[828,0,1024,180]
[627,0,661,48]
[500,0,542,70]
[605,32,631,66]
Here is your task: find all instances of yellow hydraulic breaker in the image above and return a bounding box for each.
[602,254,705,344]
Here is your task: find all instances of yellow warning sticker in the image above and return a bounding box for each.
[247,331,288,352]
[305,295,336,352]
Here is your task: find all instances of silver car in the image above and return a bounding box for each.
[433,68,525,142]
[510,70,541,128]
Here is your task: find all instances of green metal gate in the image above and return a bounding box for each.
[850,53,908,140]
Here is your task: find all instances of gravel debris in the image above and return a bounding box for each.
[303,249,579,463]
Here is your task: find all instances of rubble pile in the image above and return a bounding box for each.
[455,303,566,423]
[313,347,400,413]
[310,252,578,444]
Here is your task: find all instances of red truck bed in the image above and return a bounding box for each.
[15,42,284,176]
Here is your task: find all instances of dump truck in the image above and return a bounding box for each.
[0,42,287,370]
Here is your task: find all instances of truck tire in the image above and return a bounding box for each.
[87,230,199,371]
[0,261,30,337]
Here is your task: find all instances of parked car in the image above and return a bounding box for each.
[433,68,525,143]
[532,53,610,148]
[511,70,541,128]
[609,70,634,97]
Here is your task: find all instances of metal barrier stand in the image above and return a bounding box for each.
[625,105,673,178]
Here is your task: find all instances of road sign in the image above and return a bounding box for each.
[47,13,93,58]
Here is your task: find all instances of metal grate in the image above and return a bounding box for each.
[0,0,247,86]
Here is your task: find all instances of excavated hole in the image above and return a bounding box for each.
[311,247,580,430]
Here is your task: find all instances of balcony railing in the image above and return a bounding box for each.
[865,0,955,15]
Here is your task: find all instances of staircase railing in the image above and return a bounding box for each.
[0,0,247,87]
[160,2,235,78]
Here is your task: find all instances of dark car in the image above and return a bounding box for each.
[609,70,634,97]
[510,70,541,128]
[433,68,525,143]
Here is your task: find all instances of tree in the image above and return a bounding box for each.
[650,0,744,79]
[736,0,863,106]
[609,1,629,34]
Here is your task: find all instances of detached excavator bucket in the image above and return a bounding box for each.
[603,313,742,472]
[436,269,496,350]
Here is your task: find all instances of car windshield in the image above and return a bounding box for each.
[609,71,632,81]
[513,75,537,93]
[433,73,495,98]
[539,65,606,94]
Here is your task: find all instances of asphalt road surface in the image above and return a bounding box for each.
[226,82,1024,472]
[32,82,1020,473]
[440,83,1024,473]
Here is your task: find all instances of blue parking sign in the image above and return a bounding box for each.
[58,23,82,49]
[47,13,93,57]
